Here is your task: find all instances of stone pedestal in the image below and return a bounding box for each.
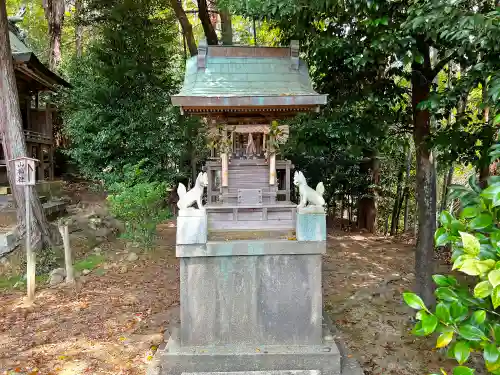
[296,207,326,242]
[176,209,207,245]
[149,206,362,375]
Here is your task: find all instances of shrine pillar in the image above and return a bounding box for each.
[221,129,229,187]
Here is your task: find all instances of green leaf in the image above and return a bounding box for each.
[494,113,500,125]
[440,211,453,226]
[469,213,493,230]
[484,343,499,363]
[482,184,500,200]
[492,285,500,308]
[461,206,479,219]
[459,232,480,256]
[459,259,480,276]
[453,366,474,375]
[454,341,471,365]
[403,292,427,310]
[433,275,452,287]
[436,331,453,348]
[474,280,493,298]
[476,259,496,274]
[421,313,438,336]
[471,310,486,325]
[450,301,468,322]
[458,324,487,341]
[436,302,451,323]
[436,287,458,302]
[489,270,500,288]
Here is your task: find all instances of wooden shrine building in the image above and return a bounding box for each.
[171,40,327,232]
[0,19,69,186]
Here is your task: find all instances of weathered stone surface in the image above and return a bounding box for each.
[127,252,139,262]
[296,213,326,242]
[148,322,341,375]
[82,269,91,275]
[179,254,322,347]
[182,371,320,375]
[176,212,207,245]
[49,268,66,286]
[176,240,326,258]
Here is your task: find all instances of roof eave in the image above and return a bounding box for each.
[12,52,71,89]
[171,94,328,108]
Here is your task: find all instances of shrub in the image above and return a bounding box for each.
[107,182,171,247]
[404,170,500,375]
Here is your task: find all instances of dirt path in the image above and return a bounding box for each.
[0,227,454,375]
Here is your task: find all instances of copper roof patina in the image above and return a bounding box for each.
[171,40,327,113]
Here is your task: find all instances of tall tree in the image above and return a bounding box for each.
[197,0,217,45]
[170,0,197,56]
[42,0,65,69]
[0,2,56,251]
[75,0,83,57]
[219,7,232,45]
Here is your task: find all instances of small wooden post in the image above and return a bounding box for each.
[12,157,38,302]
[58,222,74,283]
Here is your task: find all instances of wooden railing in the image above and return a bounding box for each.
[0,130,52,144]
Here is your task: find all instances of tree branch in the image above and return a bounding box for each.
[431,52,457,79]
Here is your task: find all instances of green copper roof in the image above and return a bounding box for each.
[171,43,327,110]
[177,56,321,97]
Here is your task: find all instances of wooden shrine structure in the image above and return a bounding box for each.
[171,40,327,232]
[0,19,69,186]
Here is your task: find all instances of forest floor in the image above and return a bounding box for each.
[0,187,466,375]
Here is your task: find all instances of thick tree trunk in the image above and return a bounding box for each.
[358,153,379,233]
[0,0,56,251]
[412,40,437,306]
[42,0,65,70]
[440,165,454,213]
[390,153,405,235]
[75,0,83,58]
[197,0,218,45]
[403,147,412,231]
[170,0,197,57]
[220,11,232,45]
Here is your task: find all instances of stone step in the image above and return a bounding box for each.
[182,371,320,375]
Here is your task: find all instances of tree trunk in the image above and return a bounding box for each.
[170,0,197,57]
[197,0,218,45]
[358,152,379,233]
[220,11,232,45]
[42,0,65,70]
[403,146,412,232]
[412,39,437,307]
[0,0,56,251]
[390,153,405,235]
[440,165,454,213]
[75,0,83,58]
[479,82,492,188]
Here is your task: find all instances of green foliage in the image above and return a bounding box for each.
[61,0,206,186]
[107,181,170,247]
[73,254,105,272]
[406,146,500,374]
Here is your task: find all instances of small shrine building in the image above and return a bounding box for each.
[171,40,327,231]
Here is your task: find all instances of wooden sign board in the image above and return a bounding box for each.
[12,157,37,186]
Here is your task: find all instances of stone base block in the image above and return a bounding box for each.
[296,212,326,242]
[177,209,207,245]
[0,230,17,256]
[148,321,341,375]
[147,316,363,375]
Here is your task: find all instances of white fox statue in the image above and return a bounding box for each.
[293,171,325,208]
[177,172,208,210]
